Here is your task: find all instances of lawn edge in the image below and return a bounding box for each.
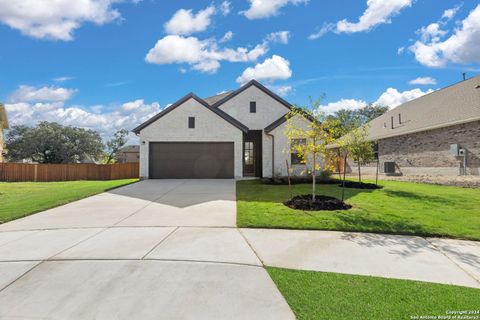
[0,179,139,224]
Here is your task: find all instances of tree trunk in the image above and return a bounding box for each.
[375,157,379,186]
[342,154,347,201]
[337,150,342,179]
[312,155,316,202]
[357,160,361,183]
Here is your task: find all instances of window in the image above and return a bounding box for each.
[250,101,256,113]
[244,142,254,165]
[372,142,379,160]
[188,117,195,128]
[290,138,306,165]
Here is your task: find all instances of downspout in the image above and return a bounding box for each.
[266,131,275,177]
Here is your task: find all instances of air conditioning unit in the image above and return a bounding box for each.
[450,144,460,156]
[384,162,396,174]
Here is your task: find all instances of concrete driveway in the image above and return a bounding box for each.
[0,180,294,320]
[0,180,479,319]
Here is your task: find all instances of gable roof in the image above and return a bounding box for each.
[0,104,9,129]
[132,93,248,134]
[366,75,480,141]
[264,108,316,133]
[211,79,293,110]
[203,91,233,105]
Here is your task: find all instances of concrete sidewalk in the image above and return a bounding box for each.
[241,228,480,288]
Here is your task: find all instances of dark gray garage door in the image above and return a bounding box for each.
[149,142,234,179]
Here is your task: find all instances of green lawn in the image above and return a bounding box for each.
[0,179,138,223]
[237,180,480,240]
[268,267,480,320]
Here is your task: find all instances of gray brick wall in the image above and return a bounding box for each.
[345,120,480,176]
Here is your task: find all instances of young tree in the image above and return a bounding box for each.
[343,125,374,182]
[6,122,104,163]
[284,99,339,202]
[103,129,129,164]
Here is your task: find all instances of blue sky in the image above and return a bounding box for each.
[1,0,479,139]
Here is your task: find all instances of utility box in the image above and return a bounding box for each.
[450,144,460,156]
[384,162,396,174]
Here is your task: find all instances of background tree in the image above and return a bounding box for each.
[327,104,388,134]
[6,122,104,163]
[284,98,339,201]
[103,129,129,164]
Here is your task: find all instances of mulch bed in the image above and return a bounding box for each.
[338,180,382,189]
[283,194,352,211]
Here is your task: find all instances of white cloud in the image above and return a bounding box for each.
[309,0,412,39]
[236,55,292,84]
[336,0,413,33]
[145,35,269,73]
[308,23,335,40]
[397,46,405,54]
[441,5,461,20]
[266,31,291,44]
[220,1,231,16]
[219,31,234,43]
[270,85,292,97]
[243,0,308,19]
[53,76,74,82]
[409,4,480,67]
[5,98,161,141]
[408,77,437,85]
[164,5,216,35]
[318,87,434,114]
[374,87,434,107]
[0,0,134,41]
[9,85,77,103]
[318,99,368,114]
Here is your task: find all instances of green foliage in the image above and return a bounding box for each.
[6,122,104,163]
[268,268,480,320]
[103,129,129,164]
[284,98,341,200]
[327,104,389,135]
[0,179,138,223]
[236,180,480,240]
[339,125,374,182]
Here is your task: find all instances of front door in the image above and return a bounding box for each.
[243,130,262,177]
[244,141,255,176]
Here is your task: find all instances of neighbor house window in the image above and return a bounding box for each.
[188,117,195,128]
[291,138,306,165]
[250,101,256,113]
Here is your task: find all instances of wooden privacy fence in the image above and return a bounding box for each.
[0,163,139,182]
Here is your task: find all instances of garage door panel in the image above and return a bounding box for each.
[149,142,234,179]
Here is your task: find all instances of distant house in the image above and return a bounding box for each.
[342,75,480,176]
[0,104,9,163]
[115,145,140,163]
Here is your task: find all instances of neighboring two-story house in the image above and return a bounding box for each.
[133,80,312,179]
[0,104,9,163]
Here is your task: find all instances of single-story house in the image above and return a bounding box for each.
[115,145,140,163]
[133,80,312,179]
[343,75,480,176]
[0,104,9,163]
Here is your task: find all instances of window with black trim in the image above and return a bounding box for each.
[188,117,195,128]
[291,138,306,165]
[250,101,256,113]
